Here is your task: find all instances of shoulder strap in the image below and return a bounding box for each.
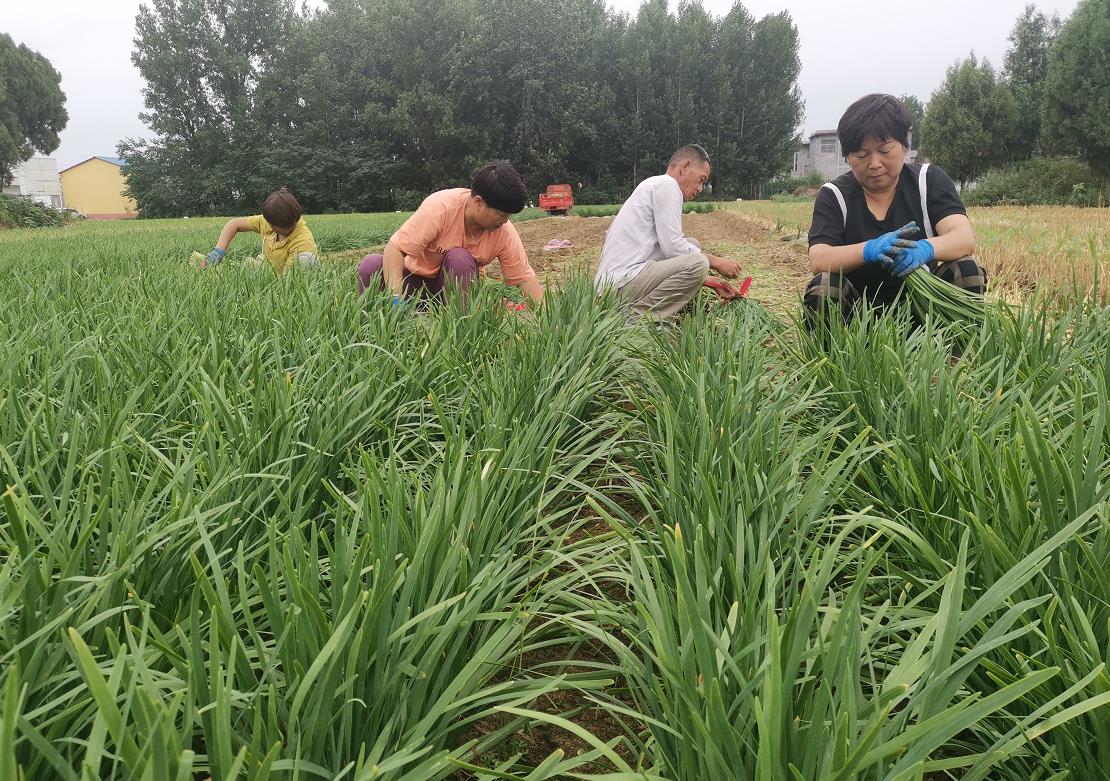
[918,163,934,238]
[821,182,848,227]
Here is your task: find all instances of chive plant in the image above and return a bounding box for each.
[902,266,988,336]
[0,223,1106,780]
[796,298,1110,779]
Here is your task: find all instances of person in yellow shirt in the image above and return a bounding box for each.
[201,188,318,274]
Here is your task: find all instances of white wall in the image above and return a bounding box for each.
[790,147,809,178]
[3,157,63,207]
[810,136,847,181]
[789,135,847,181]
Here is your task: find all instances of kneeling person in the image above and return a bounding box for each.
[805,94,987,325]
[358,161,544,306]
[594,144,739,322]
[203,188,318,274]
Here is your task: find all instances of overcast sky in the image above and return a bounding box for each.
[6,0,1082,169]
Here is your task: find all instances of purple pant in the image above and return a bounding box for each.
[357,248,478,302]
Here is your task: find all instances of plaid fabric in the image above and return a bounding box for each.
[803,272,860,325]
[930,256,988,294]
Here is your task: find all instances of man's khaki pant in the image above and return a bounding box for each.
[617,241,709,322]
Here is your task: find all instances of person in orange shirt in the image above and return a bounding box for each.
[357,161,545,305]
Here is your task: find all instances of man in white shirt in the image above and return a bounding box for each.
[594,145,740,321]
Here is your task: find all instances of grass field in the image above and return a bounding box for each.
[0,206,614,265]
[734,200,1110,301]
[1,214,1109,780]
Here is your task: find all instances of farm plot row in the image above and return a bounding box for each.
[0,229,1107,780]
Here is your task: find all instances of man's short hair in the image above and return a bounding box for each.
[668,144,711,168]
[837,94,913,156]
[471,161,527,214]
[261,188,302,229]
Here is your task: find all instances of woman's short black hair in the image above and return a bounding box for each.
[471,160,527,214]
[837,94,914,156]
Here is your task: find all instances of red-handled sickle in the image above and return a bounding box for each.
[704,275,753,302]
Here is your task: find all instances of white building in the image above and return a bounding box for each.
[791,130,918,181]
[2,157,64,208]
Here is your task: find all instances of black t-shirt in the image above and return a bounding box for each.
[808,163,966,304]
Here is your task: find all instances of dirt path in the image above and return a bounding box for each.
[491,207,812,315]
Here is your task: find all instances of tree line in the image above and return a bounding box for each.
[117,0,803,217]
[0,33,67,187]
[918,0,1108,189]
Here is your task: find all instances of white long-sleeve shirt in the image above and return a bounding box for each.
[594,174,701,291]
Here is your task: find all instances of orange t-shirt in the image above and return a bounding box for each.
[388,188,536,286]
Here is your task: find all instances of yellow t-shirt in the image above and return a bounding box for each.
[245,215,318,274]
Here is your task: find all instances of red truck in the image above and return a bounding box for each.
[538,184,574,216]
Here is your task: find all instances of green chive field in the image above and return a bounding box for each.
[2,216,1109,780]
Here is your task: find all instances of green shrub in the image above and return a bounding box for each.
[576,185,620,205]
[765,171,824,196]
[964,157,1106,206]
[566,204,621,218]
[770,192,814,203]
[389,188,425,211]
[511,207,549,223]
[570,202,716,218]
[0,194,66,228]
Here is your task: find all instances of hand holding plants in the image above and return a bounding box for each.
[203,247,225,268]
[863,221,920,264]
[889,238,935,277]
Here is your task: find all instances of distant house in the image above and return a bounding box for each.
[60,156,138,219]
[790,130,920,181]
[2,157,63,208]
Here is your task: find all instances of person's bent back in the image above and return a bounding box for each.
[358,161,545,307]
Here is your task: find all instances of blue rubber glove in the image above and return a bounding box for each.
[890,238,934,277]
[205,247,226,267]
[862,222,920,264]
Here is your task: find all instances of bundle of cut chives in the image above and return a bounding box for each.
[903,265,988,329]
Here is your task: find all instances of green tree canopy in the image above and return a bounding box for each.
[920,55,1019,187]
[120,0,307,215]
[1002,4,1060,157]
[0,33,68,186]
[122,0,803,216]
[1041,0,1110,179]
[898,94,925,147]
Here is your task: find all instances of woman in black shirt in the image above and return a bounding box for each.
[804,94,987,323]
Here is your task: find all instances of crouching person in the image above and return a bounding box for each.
[202,188,318,274]
[358,161,544,306]
[805,94,987,326]
[594,144,740,322]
